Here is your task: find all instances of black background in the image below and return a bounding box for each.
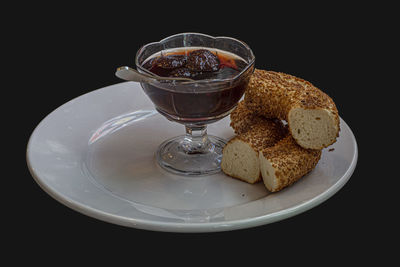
[10,2,396,264]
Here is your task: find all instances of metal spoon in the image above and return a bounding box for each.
[115,66,193,83]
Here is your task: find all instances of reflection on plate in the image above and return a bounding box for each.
[27,82,357,232]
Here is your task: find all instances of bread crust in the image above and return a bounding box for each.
[260,135,322,192]
[244,69,340,149]
[236,120,288,150]
[230,101,264,135]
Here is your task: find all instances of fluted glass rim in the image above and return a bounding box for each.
[134,32,255,91]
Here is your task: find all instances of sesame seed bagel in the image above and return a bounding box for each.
[226,101,322,192]
[244,69,340,149]
[221,118,287,184]
[259,136,322,192]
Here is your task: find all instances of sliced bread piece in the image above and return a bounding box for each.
[244,69,340,149]
[221,120,287,183]
[259,136,322,192]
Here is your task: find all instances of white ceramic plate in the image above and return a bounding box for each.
[27,82,357,232]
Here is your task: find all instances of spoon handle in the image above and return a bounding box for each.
[116,66,193,83]
[115,66,155,83]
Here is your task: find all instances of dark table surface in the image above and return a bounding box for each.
[10,2,395,263]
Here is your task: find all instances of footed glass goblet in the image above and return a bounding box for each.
[135,33,255,176]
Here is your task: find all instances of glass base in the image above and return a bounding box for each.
[156,135,227,176]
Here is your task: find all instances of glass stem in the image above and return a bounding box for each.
[182,124,210,154]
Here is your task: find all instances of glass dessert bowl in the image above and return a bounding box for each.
[134,33,255,176]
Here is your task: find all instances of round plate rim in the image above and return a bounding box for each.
[26,82,358,233]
